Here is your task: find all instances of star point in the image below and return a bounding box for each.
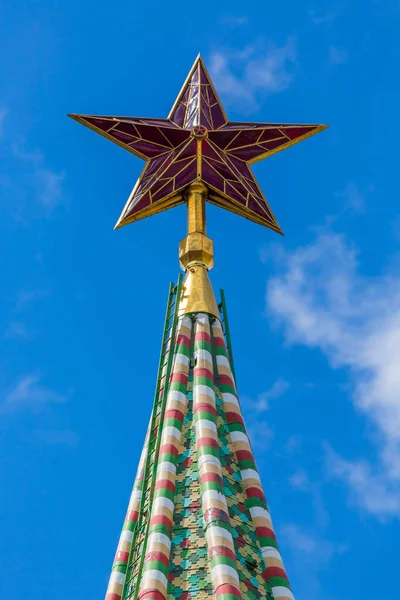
[69,56,327,233]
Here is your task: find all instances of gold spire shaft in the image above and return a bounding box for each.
[178,183,219,318]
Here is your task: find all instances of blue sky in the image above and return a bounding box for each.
[1,1,399,599]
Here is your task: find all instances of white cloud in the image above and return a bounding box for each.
[3,375,69,413]
[14,288,51,312]
[244,378,290,413]
[265,230,400,518]
[289,469,329,528]
[209,38,297,111]
[280,523,347,599]
[4,321,29,340]
[218,15,248,27]
[329,46,348,65]
[0,107,7,138]
[309,10,338,25]
[37,168,64,211]
[242,378,290,451]
[33,429,80,446]
[11,136,65,215]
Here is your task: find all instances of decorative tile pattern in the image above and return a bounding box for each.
[105,308,294,600]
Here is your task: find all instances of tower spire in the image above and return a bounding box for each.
[69,54,327,600]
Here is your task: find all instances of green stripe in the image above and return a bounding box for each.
[169,381,187,393]
[238,459,256,470]
[259,536,279,550]
[200,481,223,493]
[194,340,212,352]
[228,422,245,433]
[197,445,219,458]
[154,487,174,501]
[158,451,177,464]
[269,576,290,589]
[210,554,237,570]
[165,417,183,430]
[214,346,228,357]
[217,593,241,600]
[149,523,171,535]
[246,497,269,510]
[194,375,214,387]
[113,563,127,573]
[193,410,216,423]
[176,343,190,357]
[219,383,236,395]
[142,560,168,577]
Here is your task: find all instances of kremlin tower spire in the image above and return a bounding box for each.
[69,55,326,600]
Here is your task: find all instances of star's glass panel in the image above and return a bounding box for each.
[70,56,325,231]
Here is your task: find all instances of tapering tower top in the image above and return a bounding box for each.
[68,55,326,234]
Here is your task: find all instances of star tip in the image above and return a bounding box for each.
[113,220,123,231]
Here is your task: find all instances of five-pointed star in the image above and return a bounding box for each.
[69,55,326,233]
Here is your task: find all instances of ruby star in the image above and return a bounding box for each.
[69,55,326,233]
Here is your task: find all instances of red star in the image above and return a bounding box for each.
[69,55,326,233]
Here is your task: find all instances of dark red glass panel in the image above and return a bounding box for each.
[259,128,283,142]
[152,180,174,203]
[202,161,225,192]
[164,157,196,178]
[162,128,191,146]
[210,104,226,129]
[200,108,212,129]
[247,195,269,218]
[226,129,263,148]
[282,126,314,140]
[206,157,235,181]
[224,154,249,178]
[86,117,115,132]
[171,103,186,127]
[260,139,288,152]
[174,163,197,190]
[116,121,138,136]
[135,125,172,147]
[202,141,223,162]
[145,153,173,177]
[199,65,209,85]
[126,191,151,216]
[243,178,261,198]
[228,145,266,160]
[129,140,168,158]
[225,182,246,205]
[222,121,261,129]
[176,140,197,160]
[143,118,177,128]
[209,130,240,149]
[112,130,137,144]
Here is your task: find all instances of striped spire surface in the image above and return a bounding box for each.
[105,296,293,600]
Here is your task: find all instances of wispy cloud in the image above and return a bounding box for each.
[11,138,65,215]
[281,523,347,597]
[289,469,330,528]
[4,321,30,340]
[309,10,338,25]
[32,429,80,447]
[0,107,7,138]
[209,38,297,111]
[329,46,348,65]
[14,288,51,312]
[265,230,400,519]
[325,182,373,227]
[3,375,69,413]
[218,15,248,28]
[242,378,290,450]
